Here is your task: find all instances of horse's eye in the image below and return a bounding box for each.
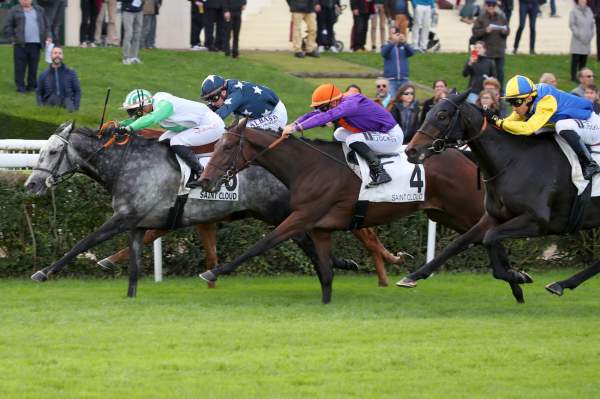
[49,150,58,156]
[437,113,448,121]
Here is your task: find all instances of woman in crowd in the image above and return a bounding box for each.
[387,83,420,144]
[569,0,594,83]
[476,88,501,116]
[420,79,448,124]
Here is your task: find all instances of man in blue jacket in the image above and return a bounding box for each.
[381,27,414,98]
[36,46,81,112]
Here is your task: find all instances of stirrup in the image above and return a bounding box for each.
[583,163,600,180]
[367,170,392,188]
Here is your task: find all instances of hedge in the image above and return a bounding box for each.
[1,170,599,278]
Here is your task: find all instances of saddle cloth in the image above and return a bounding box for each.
[342,144,426,203]
[175,154,239,201]
[554,135,600,196]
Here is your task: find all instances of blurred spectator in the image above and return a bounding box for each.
[121,0,144,64]
[37,0,65,44]
[223,0,245,57]
[36,46,81,112]
[350,0,373,52]
[316,0,339,52]
[373,77,392,107]
[483,77,509,116]
[420,79,448,124]
[288,0,319,57]
[204,0,225,51]
[2,0,52,93]
[345,84,362,94]
[412,0,434,51]
[381,27,414,97]
[80,0,98,47]
[463,41,496,103]
[370,0,386,51]
[512,0,538,54]
[499,0,513,24]
[384,0,410,35]
[189,0,207,50]
[476,89,500,116]
[95,0,119,46]
[142,0,161,49]
[387,83,420,143]
[459,0,479,24]
[539,72,558,86]
[472,0,509,88]
[589,0,600,61]
[569,0,594,82]
[572,67,595,96]
[584,84,600,113]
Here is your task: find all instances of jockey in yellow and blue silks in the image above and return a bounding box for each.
[483,75,600,180]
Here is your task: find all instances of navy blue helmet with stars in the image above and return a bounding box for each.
[201,75,280,120]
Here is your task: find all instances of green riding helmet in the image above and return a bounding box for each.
[122,89,153,110]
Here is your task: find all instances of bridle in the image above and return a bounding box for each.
[34,126,131,188]
[414,98,489,154]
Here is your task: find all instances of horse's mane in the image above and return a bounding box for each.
[71,126,164,148]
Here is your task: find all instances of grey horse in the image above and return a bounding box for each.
[24,122,402,297]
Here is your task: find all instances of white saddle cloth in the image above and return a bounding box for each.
[554,135,600,197]
[343,144,426,203]
[175,154,240,201]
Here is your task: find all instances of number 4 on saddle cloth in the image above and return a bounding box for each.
[342,144,426,203]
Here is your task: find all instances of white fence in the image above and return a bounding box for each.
[1,139,437,282]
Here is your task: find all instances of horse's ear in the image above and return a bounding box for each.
[55,120,74,136]
[233,117,248,133]
[453,90,471,104]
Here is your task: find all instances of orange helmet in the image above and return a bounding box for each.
[311,83,343,107]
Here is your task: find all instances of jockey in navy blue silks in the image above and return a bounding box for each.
[200,74,288,131]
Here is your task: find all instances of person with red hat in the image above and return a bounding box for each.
[282,83,404,187]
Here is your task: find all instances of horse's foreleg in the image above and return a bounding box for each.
[195,223,218,288]
[352,228,390,287]
[396,214,496,288]
[127,228,146,298]
[199,212,311,282]
[31,215,133,282]
[309,229,334,304]
[99,229,168,270]
[546,260,600,296]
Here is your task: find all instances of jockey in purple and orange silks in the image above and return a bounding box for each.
[282,83,404,187]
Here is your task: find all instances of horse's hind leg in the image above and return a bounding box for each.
[195,223,218,288]
[309,229,334,304]
[98,229,168,270]
[546,260,600,296]
[486,243,529,304]
[352,228,390,287]
[31,215,133,281]
[127,228,146,298]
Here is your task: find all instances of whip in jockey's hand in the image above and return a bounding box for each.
[482,107,501,127]
[281,124,297,139]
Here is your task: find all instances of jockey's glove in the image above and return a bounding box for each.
[482,108,502,128]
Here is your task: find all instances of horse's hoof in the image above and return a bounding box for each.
[207,281,216,289]
[97,258,116,271]
[520,270,534,284]
[397,251,414,260]
[378,281,389,287]
[336,259,359,271]
[396,277,417,288]
[31,270,48,282]
[199,270,217,282]
[545,282,564,296]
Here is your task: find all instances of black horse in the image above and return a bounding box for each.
[400,91,600,297]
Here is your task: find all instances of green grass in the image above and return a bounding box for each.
[2,274,600,398]
[1,47,594,141]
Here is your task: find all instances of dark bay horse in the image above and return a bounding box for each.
[403,91,600,297]
[197,120,529,303]
[24,122,403,297]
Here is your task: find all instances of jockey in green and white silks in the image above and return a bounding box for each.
[118,89,225,188]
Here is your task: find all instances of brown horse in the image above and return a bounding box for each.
[100,224,406,288]
[197,121,528,303]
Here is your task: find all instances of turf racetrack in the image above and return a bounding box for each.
[1,273,599,398]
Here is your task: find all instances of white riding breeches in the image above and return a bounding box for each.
[246,101,288,131]
[334,124,404,153]
[158,120,225,147]
[555,113,600,145]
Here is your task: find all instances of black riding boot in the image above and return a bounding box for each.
[349,142,392,187]
[560,130,600,180]
[171,145,204,188]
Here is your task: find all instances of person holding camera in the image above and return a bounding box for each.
[381,27,414,98]
[463,41,496,103]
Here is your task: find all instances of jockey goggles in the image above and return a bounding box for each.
[205,93,222,103]
[506,97,527,107]
[314,103,332,112]
[127,107,144,118]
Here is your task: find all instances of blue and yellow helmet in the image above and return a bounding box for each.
[503,75,537,99]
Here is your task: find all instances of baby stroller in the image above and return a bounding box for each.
[302,4,346,53]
